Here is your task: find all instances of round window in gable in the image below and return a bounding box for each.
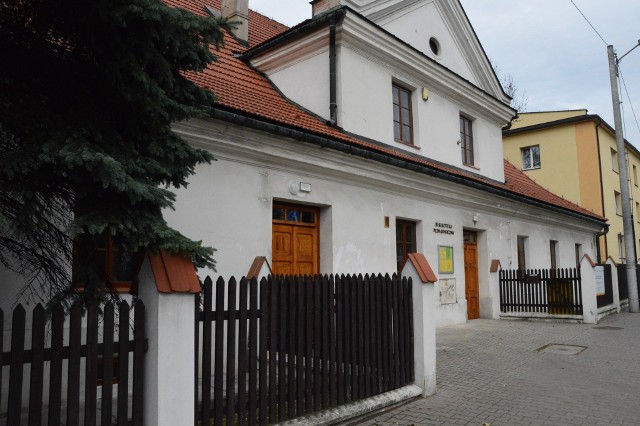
[429,37,441,56]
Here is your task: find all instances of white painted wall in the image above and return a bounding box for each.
[375,1,477,83]
[169,120,601,327]
[268,49,331,122]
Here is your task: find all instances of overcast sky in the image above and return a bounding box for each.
[250,0,640,147]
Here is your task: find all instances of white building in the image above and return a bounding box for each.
[161,0,606,326]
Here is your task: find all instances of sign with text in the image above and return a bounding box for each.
[438,245,454,274]
[595,265,605,296]
[434,222,454,235]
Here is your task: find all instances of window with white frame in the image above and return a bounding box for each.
[521,145,541,170]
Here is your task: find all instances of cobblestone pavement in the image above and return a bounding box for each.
[358,312,640,425]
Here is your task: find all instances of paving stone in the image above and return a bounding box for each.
[354,312,640,425]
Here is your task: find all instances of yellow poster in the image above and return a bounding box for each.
[438,246,454,274]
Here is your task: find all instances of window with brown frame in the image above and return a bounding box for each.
[396,220,417,273]
[73,234,140,291]
[460,115,474,166]
[392,83,413,145]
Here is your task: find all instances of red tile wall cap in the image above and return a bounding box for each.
[407,253,438,283]
[580,253,596,268]
[489,259,502,273]
[605,256,619,267]
[148,251,201,293]
[246,256,272,280]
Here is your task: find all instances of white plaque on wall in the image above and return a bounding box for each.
[595,265,605,296]
[440,278,457,304]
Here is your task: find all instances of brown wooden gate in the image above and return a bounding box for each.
[195,273,414,425]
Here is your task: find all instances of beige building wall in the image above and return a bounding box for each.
[504,112,640,264]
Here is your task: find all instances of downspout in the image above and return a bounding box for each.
[595,120,608,262]
[329,15,338,126]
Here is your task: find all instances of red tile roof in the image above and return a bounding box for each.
[169,1,605,224]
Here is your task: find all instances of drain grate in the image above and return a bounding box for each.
[537,344,587,355]
[592,326,624,330]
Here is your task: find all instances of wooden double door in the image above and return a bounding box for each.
[272,203,319,276]
[464,230,480,320]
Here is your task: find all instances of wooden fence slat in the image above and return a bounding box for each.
[321,275,330,408]
[67,303,83,426]
[117,302,130,426]
[226,277,238,426]
[288,277,297,419]
[313,275,322,411]
[259,277,269,426]
[267,276,278,423]
[237,277,249,426]
[101,303,115,426]
[343,275,352,403]
[305,276,314,413]
[214,277,226,426]
[296,277,306,416]
[278,277,289,421]
[329,275,337,407]
[132,301,145,426]
[7,304,26,426]
[374,275,383,394]
[356,275,365,400]
[194,291,200,425]
[201,277,213,425]
[28,305,45,426]
[363,276,371,398]
[350,275,358,400]
[0,309,3,416]
[398,276,406,388]
[406,278,415,382]
[335,275,344,406]
[392,274,400,390]
[248,278,259,426]
[84,304,99,426]
[48,304,64,426]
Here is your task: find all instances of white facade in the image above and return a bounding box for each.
[168,119,600,327]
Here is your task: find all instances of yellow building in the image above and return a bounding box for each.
[503,110,640,263]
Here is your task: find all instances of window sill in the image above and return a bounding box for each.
[394,139,420,149]
[522,166,541,171]
[463,163,480,171]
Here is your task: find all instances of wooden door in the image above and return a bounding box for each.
[464,232,479,320]
[272,204,319,276]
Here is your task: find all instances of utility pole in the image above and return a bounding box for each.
[608,43,640,313]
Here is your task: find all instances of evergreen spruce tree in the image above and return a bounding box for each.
[0,0,230,303]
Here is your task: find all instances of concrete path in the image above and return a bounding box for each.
[357,312,640,425]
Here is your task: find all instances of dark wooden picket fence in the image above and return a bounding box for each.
[1,301,146,426]
[499,268,583,315]
[616,264,640,301]
[194,274,414,426]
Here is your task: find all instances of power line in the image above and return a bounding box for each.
[569,0,608,46]
[619,66,640,140]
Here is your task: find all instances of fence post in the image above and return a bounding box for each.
[137,251,201,426]
[579,255,598,324]
[402,253,437,397]
[488,260,502,319]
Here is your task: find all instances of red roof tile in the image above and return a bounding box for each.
[168,1,605,224]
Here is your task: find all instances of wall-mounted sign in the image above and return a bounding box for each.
[440,278,457,304]
[434,222,454,235]
[438,245,454,274]
[595,265,605,296]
